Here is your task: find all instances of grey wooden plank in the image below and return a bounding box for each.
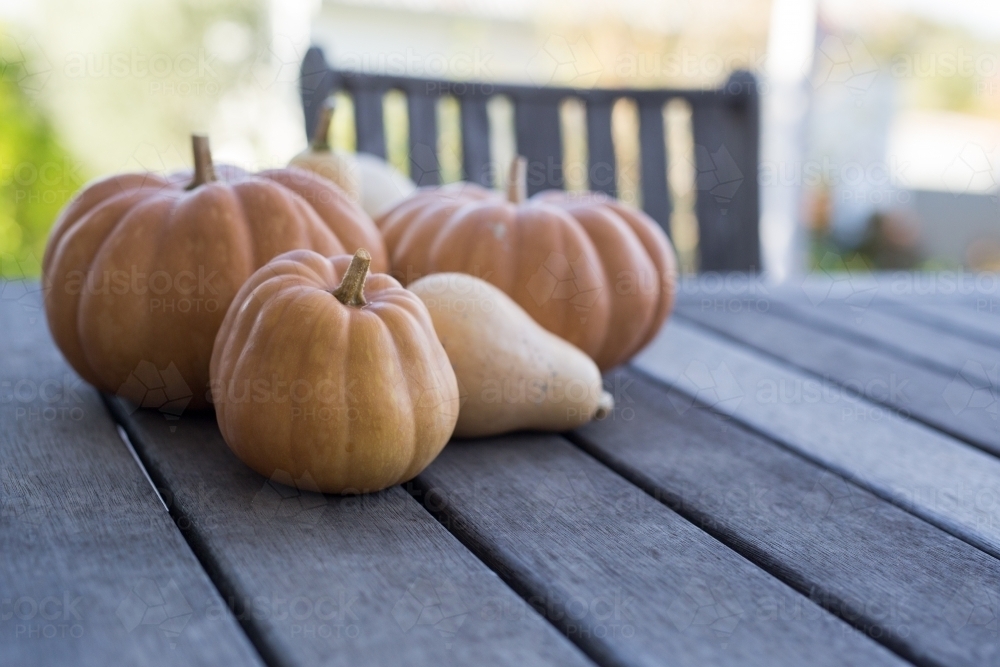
[881,299,1000,349]
[460,96,491,187]
[0,285,262,667]
[792,273,1000,308]
[353,87,386,159]
[637,99,670,233]
[574,367,1000,667]
[764,294,1000,391]
[414,435,906,667]
[632,318,1000,561]
[106,399,592,667]
[585,99,616,197]
[689,71,760,271]
[407,93,440,186]
[514,98,563,195]
[674,303,1000,458]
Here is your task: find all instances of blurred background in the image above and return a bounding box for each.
[1,0,998,277]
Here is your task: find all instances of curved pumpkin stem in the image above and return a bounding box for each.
[186,135,217,190]
[332,248,371,307]
[311,100,334,151]
[507,156,527,204]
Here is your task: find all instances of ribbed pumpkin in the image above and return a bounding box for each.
[210,248,459,493]
[377,158,677,370]
[43,135,388,409]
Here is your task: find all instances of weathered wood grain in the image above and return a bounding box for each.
[574,367,1000,666]
[106,400,591,667]
[415,435,906,667]
[632,318,1000,561]
[674,304,1000,457]
[0,287,261,666]
[765,295,1000,387]
[880,300,1000,349]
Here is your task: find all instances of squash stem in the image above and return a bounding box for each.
[186,135,217,190]
[506,156,527,204]
[594,391,614,420]
[332,248,371,307]
[311,100,334,151]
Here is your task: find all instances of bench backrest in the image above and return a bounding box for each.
[299,46,760,271]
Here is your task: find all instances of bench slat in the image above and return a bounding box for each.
[514,98,564,195]
[0,291,261,667]
[407,93,440,186]
[415,435,906,667]
[585,99,616,197]
[689,72,760,271]
[107,404,591,667]
[575,368,1000,667]
[638,99,670,233]
[460,96,492,187]
[301,46,337,145]
[633,319,1000,561]
[353,87,387,159]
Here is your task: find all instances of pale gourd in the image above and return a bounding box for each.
[409,272,613,438]
[290,102,416,218]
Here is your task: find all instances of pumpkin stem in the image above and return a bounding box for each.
[594,391,614,420]
[311,100,334,151]
[186,135,217,190]
[507,156,527,204]
[332,248,371,307]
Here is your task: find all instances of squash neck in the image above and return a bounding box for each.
[311,102,334,151]
[507,156,527,204]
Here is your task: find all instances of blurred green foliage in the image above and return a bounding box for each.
[0,45,86,277]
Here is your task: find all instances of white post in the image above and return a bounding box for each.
[760,0,819,283]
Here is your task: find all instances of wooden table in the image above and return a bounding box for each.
[4,275,1000,666]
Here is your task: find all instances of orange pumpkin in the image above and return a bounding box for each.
[43,135,388,409]
[210,248,459,493]
[377,158,676,370]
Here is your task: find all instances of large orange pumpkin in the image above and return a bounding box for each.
[377,158,676,370]
[43,135,388,409]
[210,248,459,493]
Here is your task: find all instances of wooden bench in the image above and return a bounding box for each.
[298,46,761,272]
[7,275,1000,665]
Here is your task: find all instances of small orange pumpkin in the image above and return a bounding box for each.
[43,135,388,409]
[210,248,459,493]
[377,158,677,370]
